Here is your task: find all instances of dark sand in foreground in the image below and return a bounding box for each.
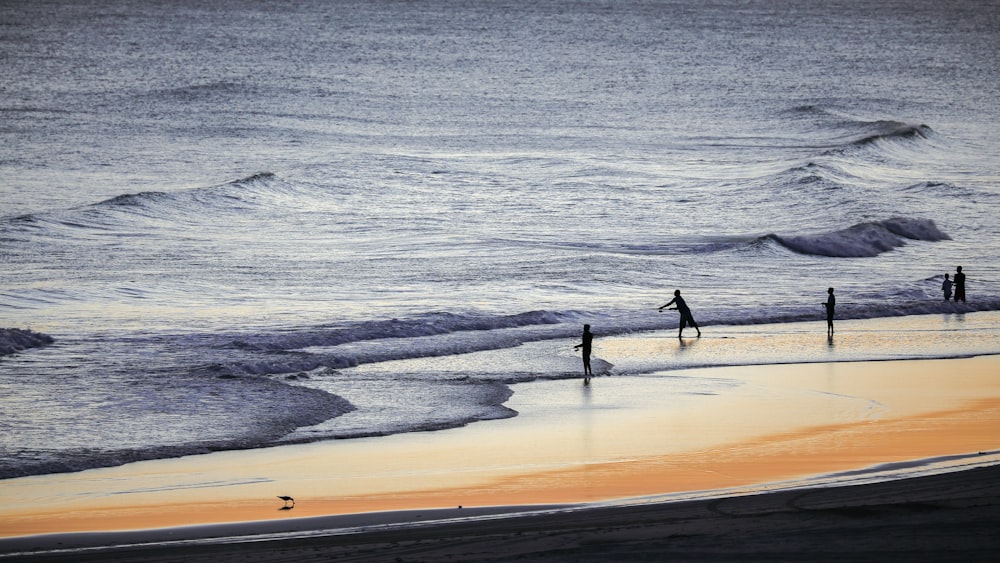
[9,463,1000,562]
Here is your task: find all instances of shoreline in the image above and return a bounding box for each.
[6,460,1000,561]
[2,349,999,558]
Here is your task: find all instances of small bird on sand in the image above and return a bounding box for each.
[278,495,295,508]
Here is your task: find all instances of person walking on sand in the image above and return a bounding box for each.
[824,287,836,335]
[954,266,966,302]
[942,273,953,302]
[573,324,594,381]
[659,290,701,338]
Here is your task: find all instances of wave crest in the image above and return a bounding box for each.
[788,106,935,151]
[231,171,276,185]
[851,121,931,146]
[0,328,54,356]
[236,310,573,354]
[768,218,950,258]
[214,310,582,376]
[94,172,278,210]
[100,191,170,207]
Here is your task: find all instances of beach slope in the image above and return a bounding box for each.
[11,463,1000,562]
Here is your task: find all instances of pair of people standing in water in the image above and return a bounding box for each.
[942,266,967,302]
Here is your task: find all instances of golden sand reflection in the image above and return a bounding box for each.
[1,355,998,537]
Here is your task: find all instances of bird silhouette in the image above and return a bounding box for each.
[277,495,295,509]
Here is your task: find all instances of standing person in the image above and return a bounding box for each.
[573,324,594,381]
[824,287,836,335]
[942,273,953,302]
[659,290,701,338]
[954,266,966,302]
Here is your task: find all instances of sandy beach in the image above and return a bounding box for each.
[9,463,1000,562]
[2,335,1000,561]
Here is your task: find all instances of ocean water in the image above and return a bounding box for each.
[2,0,999,479]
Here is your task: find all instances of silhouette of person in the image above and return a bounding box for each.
[954,266,966,302]
[942,273,953,302]
[824,287,836,335]
[659,290,701,338]
[573,324,593,381]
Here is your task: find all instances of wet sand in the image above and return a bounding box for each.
[2,351,999,560]
[11,463,1000,561]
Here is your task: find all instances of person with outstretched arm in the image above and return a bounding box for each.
[658,290,701,338]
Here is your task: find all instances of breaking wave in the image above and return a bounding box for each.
[0,328,54,357]
[850,121,931,147]
[234,310,574,353]
[766,218,950,258]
